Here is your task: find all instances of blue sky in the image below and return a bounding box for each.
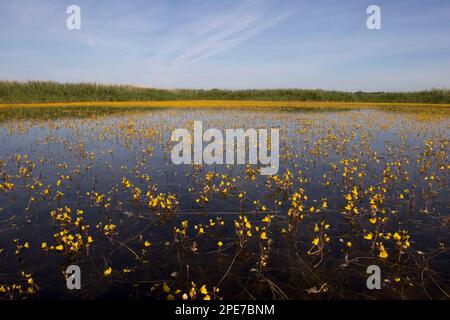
[0,0,449,91]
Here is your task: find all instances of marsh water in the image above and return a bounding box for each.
[0,107,448,299]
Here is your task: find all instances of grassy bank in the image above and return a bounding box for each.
[1,81,449,104]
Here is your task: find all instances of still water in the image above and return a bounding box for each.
[0,107,448,299]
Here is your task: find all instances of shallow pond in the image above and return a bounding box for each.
[0,107,448,299]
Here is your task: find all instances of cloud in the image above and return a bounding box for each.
[140,0,294,86]
[148,0,293,65]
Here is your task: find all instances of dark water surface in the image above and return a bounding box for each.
[0,107,448,299]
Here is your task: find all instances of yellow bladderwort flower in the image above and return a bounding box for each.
[163,282,171,293]
[104,267,112,277]
[55,244,64,251]
[189,286,196,298]
[260,232,267,240]
[379,244,388,259]
[200,285,207,295]
[364,232,373,240]
[312,237,320,246]
[369,217,377,224]
[144,240,151,247]
[217,241,223,247]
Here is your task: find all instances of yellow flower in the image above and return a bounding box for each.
[379,244,388,259]
[260,232,267,240]
[364,232,373,240]
[200,285,208,295]
[312,237,320,246]
[55,244,64,251]
[369,217,377,224]
[346,241,352,248]
[163,282,171,293]
[144,240,151,247]
[104,267,112,277]
[217,241,223,247]
[189,287,196,298]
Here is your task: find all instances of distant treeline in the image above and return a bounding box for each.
[1,81,449,104]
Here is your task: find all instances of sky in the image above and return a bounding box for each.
[0,0,449,91]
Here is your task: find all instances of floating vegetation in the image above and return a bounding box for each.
[0,106,448,300]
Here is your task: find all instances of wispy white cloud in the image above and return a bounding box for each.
[174,2,291,64]
[146,0,293,66]
[141,0,294,86]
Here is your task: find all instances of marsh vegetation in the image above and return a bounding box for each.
[1,81,449,104]
[0,106,448,300]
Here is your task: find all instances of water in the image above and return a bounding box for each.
[0,107,448,299]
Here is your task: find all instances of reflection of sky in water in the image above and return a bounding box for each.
[0,108,448,299]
